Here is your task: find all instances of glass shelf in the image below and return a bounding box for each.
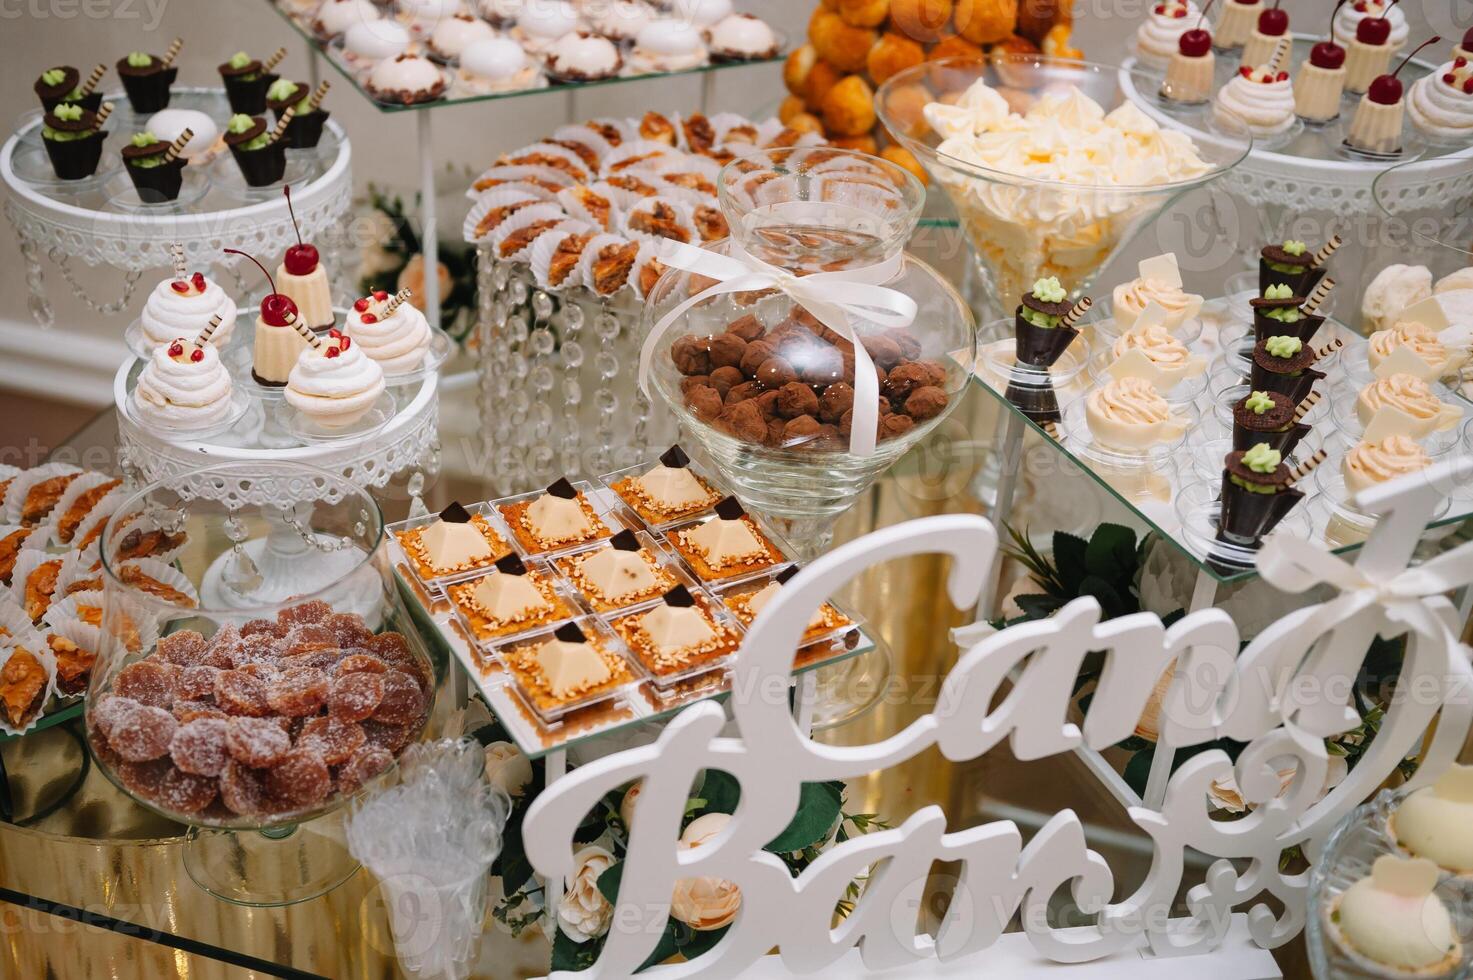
[969,294,1473,585]
[264,0,788,114]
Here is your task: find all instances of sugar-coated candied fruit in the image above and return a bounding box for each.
[225,716,290,767]
[156,766,219,814]
[362,719,413,754]
[170,717,230,776]
[266,747,331,807]
[326,613,373,649]
[337,745,394,795]
[214,670,271,717]
[156,630,207,666]
[334,653,387,677]
[240,618,288,639]
[177,664,221,700]
[114,659,177,708]
[173,701,228,724]
[117,757,172,797]
[90,694,140,739]
[329,672,384,722]
[373,670,426,726]
[219,759,269,816]
[298,715,366,765]
[110,704,177,762]
[278,599,333,627]
[266,667,330,717]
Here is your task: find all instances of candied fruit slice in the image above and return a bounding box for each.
[117,758,172,798]
[334,654,387,678]
[219,760,268,816]
[281,648,339,672]
[362,719,413,754]
[267,667,329,717]
[266,747,331,807]
[239,661,281,682]
[329,672,384,722]
[373,671,426,727]
[89,694,140,739]
[297,716,365,766]
[110,704,177,762]
[156,630,208,666]
[327,613,374,649]
[240,619,288,639]
[170,718,230,776]
[278,599,333,628]
[157,766,219,814]
[337,745,394,794]
[177,664,221,700]
[214,670,270,717]
[226,716,291,767]
[114,660,177,709]
[230,632,284,668]
[173,701,228,724]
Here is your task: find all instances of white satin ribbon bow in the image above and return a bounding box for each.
[638,237,918,457]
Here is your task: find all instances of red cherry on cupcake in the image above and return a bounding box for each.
[1464,26,1473,49]
[168,341,184,357]
[329,327,343,339]
[281,185,319,275]
[1257,0,1287,36]
[353,298,370,312]
[1311,0,1349,69]
[1180,27,1213,56]
[1356,0,1398,47]
[190,348,204,362]
[224,248,300,327]
[1368,35,1442,104]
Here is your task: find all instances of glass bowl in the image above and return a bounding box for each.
[875,55,1252,314]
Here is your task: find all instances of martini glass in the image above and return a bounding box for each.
[875,55,1253,318]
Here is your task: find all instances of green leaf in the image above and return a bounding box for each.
[597,861,623,905]
[1115,735,1152,753]
[1051,531,1089,595]
[679,924,730,961]
[1084,524,1137,580]
[635,921,685,972]
[1123,749,1154,796]
[469,720,510,746]
[551,927,599,973]
[1078,575,1127,620]
[692,770,741,817]
[765,781,843,853]
[1014,593,1063,621]
[497,800,535,894]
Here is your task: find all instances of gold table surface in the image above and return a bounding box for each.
[0,389,1310,978]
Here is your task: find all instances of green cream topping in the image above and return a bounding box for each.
[1243,443,1281,473]
[1282,240,1307,256]
[1031,276,1066,304]
[226,113,254,134]
[1267,260,1302,274]
[1264,283,1294,300]
[1231,474,1280,494]
[1245,390,1275,414]
[53,103,82,122]
[1266,336,1302,358]
[126,51,153,68]
[267,79,299,100]
[41,68,67,86]
[130,130,158,147]
[1266,306,1302,323]
[228,51,252,69]
[1022,307,1061,329]
[43,126,90,142]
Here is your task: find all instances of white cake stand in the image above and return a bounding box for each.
[0,87,353,327]
[114,354,439,612]
[1119,39,1473,329]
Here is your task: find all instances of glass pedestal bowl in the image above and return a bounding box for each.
[642,147,978,556]
[875,55,1252,316]
[86,461,438,907]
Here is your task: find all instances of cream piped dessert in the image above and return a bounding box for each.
[1343,1,1399,94]
[134,335,234,429]
[628,20,709,74]
[1329,856,1460,974]
[456,37,542,94]
[1111,321,1207,388]
[1213,37,1295,137]
[284,330,387,429]
[1296,1,1349,122]
[1212,0,1261,50]
[1390,764,1473,874]
[1135,0,1202,67]
[1408,57,1473,142]
[1346,37,1441,155]
[276,185,335,332]
[545,31,622,82]
[1368,319,1456,379]
[1161,16,1215,104]
[1355,372,1461,438]
[228,248,305,387]
[1336,0,1408,54]
[139,263,237,350]
[1239,0,1288,69]
[1085,375,1189,451]
[1112,253,1203,333]
[1342,434,1432,495]
[344,287,430,375]
[708,14,780,61]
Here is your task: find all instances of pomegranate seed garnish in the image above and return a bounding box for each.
[360,313,377,323]
[190,348,204,362]
[169,280,189,293]
[373,290,388,301]
[1464,77,1473,93]
[1276,70,1289,81]
[1457,57,1469,67]
[339,336,351,350]
[353,298,369,312]
[1447,73,1459,84]
[1240,65,1254,77]
[325,346,341,358]
[191,272,206,290]
[168,341,184,357]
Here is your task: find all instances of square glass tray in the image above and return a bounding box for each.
[969,292,1473,585]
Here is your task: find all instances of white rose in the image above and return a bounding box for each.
[670,813,741,932]
[1207,767,1299,814]
[557,845,615,943]
[483,741,532,798]
[619,780,642,830]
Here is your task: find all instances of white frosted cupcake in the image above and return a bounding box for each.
[344,289,432,374]
[457,36,543,93]
[1134,0,1201,67]
[628,19,707,74]
[134,340,235,429]
[428,12,496,61]
[139,271,237,350]
[285,336,387,428]
[1408,62,1473,142]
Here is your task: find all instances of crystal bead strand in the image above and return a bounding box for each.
[558,299,585,478]
[475,247,501,494]
[527,287,557,485]
[592,300,621,474]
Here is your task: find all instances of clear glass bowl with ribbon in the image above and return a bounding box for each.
[639,147,977,553]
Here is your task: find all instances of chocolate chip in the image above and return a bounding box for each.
[714,496,745,520]
[611,529,640,551]
[440,502,472,523]
[554,621,586,643]
[495,553,528,576]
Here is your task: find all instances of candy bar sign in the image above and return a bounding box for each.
[525,459,1473,978]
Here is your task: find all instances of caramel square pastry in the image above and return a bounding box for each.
[610,585,741,678]
[398,502,510,581]
[502,621,633,715]
[557,529,676,613]
[449,554,576,643]
[609,446,721,526]
[500,478,611,555]
[666,498,783,582]
[723,566,851,645]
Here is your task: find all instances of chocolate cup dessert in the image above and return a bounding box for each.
[1249,341,1325,403]
[42,110,106,180]
[1013,302,1078,368]
[34,67,104,113]
[122,141,187,202]
[1217,456,1304,547]
[116,58,177,113]
[1003,364,1062,424]
[1230,392,1311,455]
[1258,245,1327,297]
[266,97,328,149]
[219,59,278,115]
[223,117,288,187]
[1250,297,1324,345]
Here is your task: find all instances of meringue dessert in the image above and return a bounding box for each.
[427,12,494,61]
[1355,373,1462,438]
[345,288,431,375]
[398,501,508,580]
[1390,764,1473,874]
[1408,59,1473,142]
[628,20,709,74]
[1085,376,1188,452]
[1362,264,1434,331]
[1161,22,1215,104]
[365,53,448,105]
[1112,253,1203,333]
[456,37,542,94]
[134,338,234,429]
[588,0,650,42]
[708,14,779,61]
[284,334,387,429]
[139,269,237,350]
[1343,434,1432,496]
[1135,0,1202,66]
[312,0,380,40]
[1212,0,1261,49]
[1330,856,1460,974]
[513,0,578,53]
[501,478,608,554]
[1213,59,1296,138]
[545,31,621,82]
[610,445,721,525]
[341,20,411,75]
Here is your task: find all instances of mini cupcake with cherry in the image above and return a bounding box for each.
[115,39,182,113]
[217,48,286,114]
[265,79,331,149]
[345,287,432,376]
[223,110,295,187]
[41,101,112,181]
[33,64,105,113]
[121,127,192,203]
[1345,36,1442,156]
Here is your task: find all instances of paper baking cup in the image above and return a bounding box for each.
[466,163,576,202]
[488,204,579,262]
[0,465,19,497]
[53,548,104,599]
[0,640,58,736]
[552,123,616,165]
[105,510,189,567]
[8,548,62,621]
[67,484,127,554]
[3,462,82,526]
[503,142,592,182]
[0,525,47,585]
[629,239,671,303]
[462,187,547,244]
[577,233,639,297]
[597,170,669,211]
[557,183,616,230]
[709,113,763,146]
[116,557,201,610]
[654,152,721,187]
[529,226,594,292]
[585,116,636,145]
[45,471,120,547]
[599,139,679,178]
[42,614,98,697]
[48,588,162,655]
[619,196,697,247]
[0,597,42,649]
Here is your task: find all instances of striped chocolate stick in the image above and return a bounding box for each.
[263,47,288,71]
[1291,390,1321,423]
[1302,276,1336,315]
[161,38,183,67]
[77,63,106,97]
[307,80,331,111]
[196,313,223,346]
[380,288,413,318]
[162,127,194,165]
[1287,449,1328,485]
[91,102,114,130]
[1309,235,1342,269]
[268,105,296,143]
[1059,296,1093,331]
[169,243,187,279]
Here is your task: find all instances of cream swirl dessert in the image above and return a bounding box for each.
[1110,323,1205,387]
[1331,857,1460,974]
[135,339,234,428]
[1111,253,1203,332]
[1368,320,1454,377]
[428,12,494,61]
[1355,373,1462,437]
[1335,0,1409,52]
[1212,0,1261,49]
[1085,376,1187,451]
[1362,263,1433,330]
[284,335,387,428]
[139,270,237,349]
[1134,0,1201,66]
[1213,63,1296,136]
[344,289,432,374]
[1343,435,1432,495]
[1408,61,1473,141]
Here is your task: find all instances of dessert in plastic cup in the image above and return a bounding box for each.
[121,129,190,203]
[1229,387,1316,455]
[222,113,292,187]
